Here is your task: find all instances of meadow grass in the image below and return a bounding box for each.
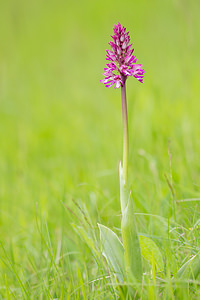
[0,0,200,298]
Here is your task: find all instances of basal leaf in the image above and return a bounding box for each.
[139,235,164,272]
[119,161,129,214]
[121,193,143,281]
[98,224,125,282]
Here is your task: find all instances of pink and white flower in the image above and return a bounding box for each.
[100,23,145,89]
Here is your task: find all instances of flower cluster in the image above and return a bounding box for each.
[100,23,145,89]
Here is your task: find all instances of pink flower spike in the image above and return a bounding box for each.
[100,23,145,88]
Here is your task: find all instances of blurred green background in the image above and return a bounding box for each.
[0,0,200,295]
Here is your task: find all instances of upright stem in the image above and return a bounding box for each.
[121,76,128,185]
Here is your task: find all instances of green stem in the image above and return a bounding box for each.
[121,76,128,185]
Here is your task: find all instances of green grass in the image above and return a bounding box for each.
[1,0,200,298]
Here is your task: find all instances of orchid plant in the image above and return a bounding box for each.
[98,23,161,287]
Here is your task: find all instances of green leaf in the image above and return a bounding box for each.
[121,192,143,281]
[139,235,164,272]
[119,161,129,214]
[98,224,125,282]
